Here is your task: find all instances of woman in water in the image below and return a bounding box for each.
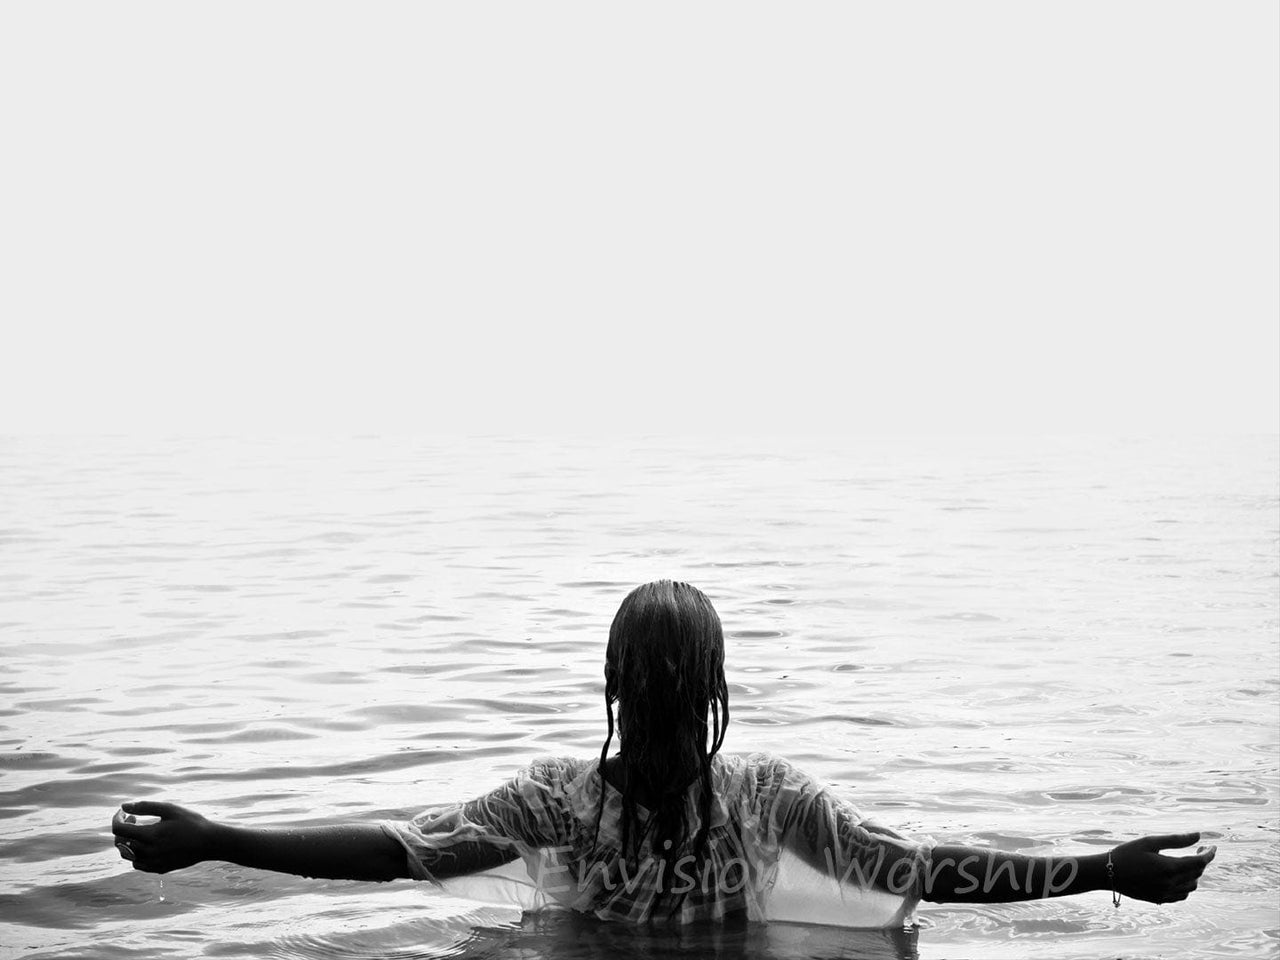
[110,580,1214,925]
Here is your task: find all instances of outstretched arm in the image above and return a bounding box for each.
[922,832,1216,905]
[111,801,411,881]
[773,761,1215,909]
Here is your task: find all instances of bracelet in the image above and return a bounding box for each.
[1106,850,1121,908]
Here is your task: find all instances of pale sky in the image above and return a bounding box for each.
[1,2,1276,435]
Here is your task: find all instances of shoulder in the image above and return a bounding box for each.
[714,752,822,802]
[510,755,595,792]
[725,751,812,784]
[515,755,591,777]
[470,757,594,821]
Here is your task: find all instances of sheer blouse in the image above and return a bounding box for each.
[380,752,933,927]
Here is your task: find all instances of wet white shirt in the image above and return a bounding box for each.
[381,752,933,927]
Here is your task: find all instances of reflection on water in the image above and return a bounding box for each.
[1,436,1277,959]
[271,912,921,960]
[455,913,921,960]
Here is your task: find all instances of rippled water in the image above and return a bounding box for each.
[1,436,1276,960]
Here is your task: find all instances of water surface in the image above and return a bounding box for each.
[1,436,1276,958]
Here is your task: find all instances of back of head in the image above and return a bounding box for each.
[598,580,730,877]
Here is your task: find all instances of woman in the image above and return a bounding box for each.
[111,580,1215,926]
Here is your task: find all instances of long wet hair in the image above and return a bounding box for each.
[595,580,730,891]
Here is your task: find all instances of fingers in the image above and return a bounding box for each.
[1139,831,1201,852]
[113,800,185,839]
[1175,846,1217,879]
[114,836,155,865]
[122,800,180,819]
[114,835,166,873]
[1175,862,1205,883]
[1152,864,1207,904]
[112,803,192,874]
[111,809,155,841]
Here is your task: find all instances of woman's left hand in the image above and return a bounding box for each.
[1110,832,1217,904]
[111,801,217,874]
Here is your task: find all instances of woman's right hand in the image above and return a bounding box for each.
[111,801,218,874]
[1110,832,1217,904]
